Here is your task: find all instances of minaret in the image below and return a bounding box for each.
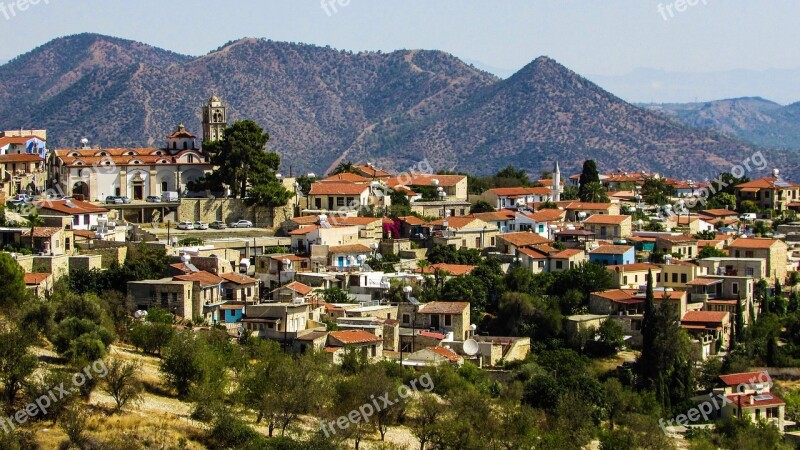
[552,161,562,202]
[202,95,227,143]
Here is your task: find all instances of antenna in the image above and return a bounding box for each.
[463,338,479,356]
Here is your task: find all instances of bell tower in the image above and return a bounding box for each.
[552,161,562,202]
[202,95,227,143]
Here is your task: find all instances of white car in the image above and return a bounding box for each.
[177,221,194,230]
[230,220,253,228]
[194,221,209,230]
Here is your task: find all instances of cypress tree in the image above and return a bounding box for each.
[578,160,601,201]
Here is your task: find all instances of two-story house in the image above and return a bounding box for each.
[728,238,789,282]
[583,215,633,239]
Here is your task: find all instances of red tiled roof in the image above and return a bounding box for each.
[354,164,392,178]
[701,209,738,217]
[329,330,382,345]
[328,216,382,226]
[327,244,371,254]
[416,263,476,276]
[719,371,771,387]
[387,174,465,188]
[170,262,193,274]
[522,209,566,222]
[418,302,469,314]
[0,154,43,163]
[584,215,630,225]
[429,216,484,230]
[656,234,698,243]
[24,273,50,285]
[686,277,723,287]
[590,245,633,255]
[498,232,552,247]
[320,173,371,183]
[565,202,615,210]
[288,225,319,235]
[72,230,97,239]
[398,216,427,226]
[489,187,551,196]
[729,238,782,249]
[681,311,728,324]
[274,281,313,296]
[427,346,462,362]
[0,136,44,146]
[419,331,447,340]
[726,393,785,408]
[173,271,224,287]
[291,215,320,225]
[309,182,369,196]
[551,249,585,259]
[219,272,258,285]
[736,177,798,189]
[22,227,62,238]
[34,199,108,215]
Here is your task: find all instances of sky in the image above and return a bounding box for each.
[2,0,800,103]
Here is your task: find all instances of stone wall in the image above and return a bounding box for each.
[176,199,290,228]
[69,255,103,272]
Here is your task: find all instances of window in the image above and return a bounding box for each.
[623,276,628,285]
[491,237,496,246]
[732,282,739,295]
[672,273,678,283]
[745,251,754,258]
[65,238,70,251]
[73,216,79,226]
[746,268,754,277]
[402,314,410,324]
[556,261,563,270]
[445,315,452,326]
[315,198,322,208]
[337,197,345,206]
[188,155,195,163]
[84,214,90,225]
[537,261,545,268]
[681,274,687,283]
[183,142,188,150]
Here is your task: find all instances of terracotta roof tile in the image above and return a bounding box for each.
[729,238,782,249]
[219,272,258,285]
[590,245,633,255]
[173,271,224,287]
[309,182,369,196]
[498,232,552,247]
[327,244,371,254]
[428,346,462,362]
[418,302,469,314]
[584,215,630,225]
[329,330,383,345]
[24,273,50,285]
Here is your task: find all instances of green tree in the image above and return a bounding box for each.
[102,357,143,413]
[580,181,609,203]
[496,165,530,186]
[578,160,603,201]
[331,161,356,175]
[640,178,676,206]
[25,210,44,251]
[699,245,727,258]
[470,200,495,214]
[0,251,31,311]
[0,325,37,407]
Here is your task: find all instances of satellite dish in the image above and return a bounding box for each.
[134,310,148,319]
[463,339,479,356]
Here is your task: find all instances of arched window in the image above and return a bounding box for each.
[172,142,177,150]
[183,142,188,150]
[188,155,195,164]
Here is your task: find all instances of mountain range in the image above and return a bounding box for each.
[641,98,800,152]
[0,33,796,181]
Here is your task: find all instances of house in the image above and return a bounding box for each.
[713,371,785,432]
[243,302,325,342]
[681,310,731,355]
[516,246,586,274]
[353,164,392,180]
[50,124,214,201]
[413,301,471,340]
[589,288,688,318]
[34,199,109,232]
[172,271,225,322]
[0,133,48,197]
[469,210,516,234]
[255,254,311,289]
[329,216,383,242]
[271,281,315,302]
[288,224,360,255]
[607,263,661,288]
[698,257,766,280]
[325,330,384,363]
[327,243,373,270]
[496,232,553,255]
[728,238,789,282]
[589,245,635,266]
[127,278,195,319]
[387,174,468,201]
[734,175,799,212]
[404,346,463,367]
[480,187,553,210]
[429,217,498,250]
[24,272,53,298]
[219,272,260,303]
[307,182,389,215]
[655,234,699,260]
[583,215,632,239]
[659,261,706,288]
[564,202,621,222]
[666,216,715,234]
[514,209,566,238]
[319,173,372,184]
[22,227,69,256]
[687,276,756,326]
[410,201,472,219]
[699,209,739,224]
[549,249,587,272]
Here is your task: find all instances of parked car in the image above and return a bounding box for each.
[210,220,227,230]
[120,196,131,204]
[229,220,253,228]
[162,191,179,202]
[194,221,209,230]
[177,221,194,230]
[145,195,161,203]
[105,196,123,204]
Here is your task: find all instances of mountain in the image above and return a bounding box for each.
[0,34,796,181]
[641,98,800,151]
[588,67,800,105]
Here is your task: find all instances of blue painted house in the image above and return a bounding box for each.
[589,245,635,266]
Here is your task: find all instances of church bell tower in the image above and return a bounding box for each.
[202,95,227,143]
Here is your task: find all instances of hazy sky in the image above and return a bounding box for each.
[2,0,799,101]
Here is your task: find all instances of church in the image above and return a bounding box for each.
[49,97,227,202]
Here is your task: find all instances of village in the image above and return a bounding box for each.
[1,96,800,449]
